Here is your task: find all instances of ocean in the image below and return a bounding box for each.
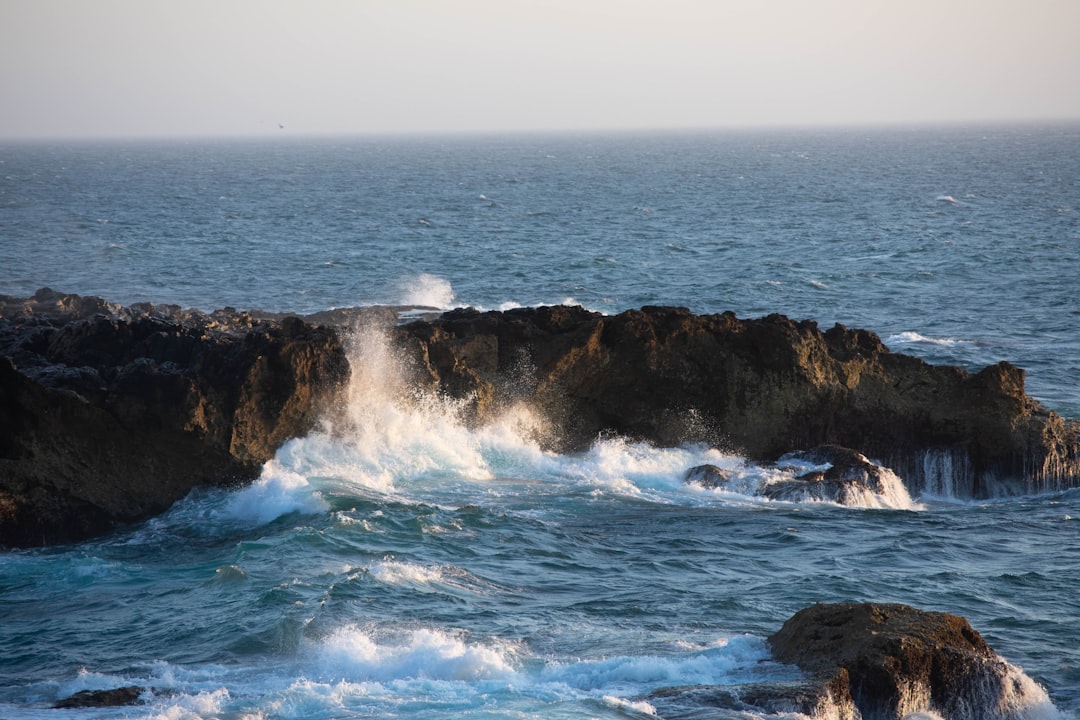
[1,124,1078,718]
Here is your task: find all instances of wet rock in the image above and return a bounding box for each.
[683,464,733,489]
[768,602,1052,720]
[649,679,855,720]
[52,685,146,708]
[760,444,906,505]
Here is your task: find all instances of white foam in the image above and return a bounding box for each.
[221,458,329,525]
[397,273,456,310]
[228,319,929,529]
[312,626,518,683]
[538,635,784,692]
[886,331,970,348]
[602,694,658,716]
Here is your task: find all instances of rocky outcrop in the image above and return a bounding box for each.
[0,289,349,548]
[4,293,1080,546]
[767,602,1055,719]
[394,305,1080,495]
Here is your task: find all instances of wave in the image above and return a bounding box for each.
[886,330,973,348]
[214,322,926,526]
[396,272,456,310]
[8,630,1060,720]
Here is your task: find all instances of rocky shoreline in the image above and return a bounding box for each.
[3,289,1079,548]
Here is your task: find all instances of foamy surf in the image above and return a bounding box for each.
[232,320,926,521]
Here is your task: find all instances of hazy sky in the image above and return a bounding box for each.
[3,0,1079,140]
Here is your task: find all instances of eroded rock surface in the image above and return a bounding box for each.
[394,305,1080,495]
[0,289,349,547]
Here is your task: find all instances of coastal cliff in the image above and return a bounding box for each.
[3,291,1079,547]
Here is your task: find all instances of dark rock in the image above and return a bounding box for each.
[649,679,855,719]
[4,292,1080,545]
[768,602,1050,719]
[784,444,891,490]
[759,444,910,505]
[683,464,733,489]
[53,685,146,708]
[0,291,350,548]
[394,306,1080,495]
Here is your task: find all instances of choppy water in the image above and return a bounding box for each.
[2,125,1079,718]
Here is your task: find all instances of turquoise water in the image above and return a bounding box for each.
[1,125,1079,717]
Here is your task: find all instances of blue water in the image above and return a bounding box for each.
[2,125,1079,718]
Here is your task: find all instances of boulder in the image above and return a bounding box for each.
[5,292,1080,546]
[767,603,1053,720]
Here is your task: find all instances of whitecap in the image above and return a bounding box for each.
[220,458,329,525]
[886,331,971,348]
[312,626,518,683]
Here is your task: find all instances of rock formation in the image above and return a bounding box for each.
[394,305,1080,496]
[0,289,349,547]
[767,602,1054,719]
[683,445,916,507]
[4,292,1080,546]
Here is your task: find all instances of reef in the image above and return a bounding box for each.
[3,292,1080,547]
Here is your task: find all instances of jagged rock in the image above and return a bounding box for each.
[52,685,147,708]
[768,603,1052,720]
[394,305,1080,495]
[0,290,350,547]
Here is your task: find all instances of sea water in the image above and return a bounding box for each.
[1,125,1079,718]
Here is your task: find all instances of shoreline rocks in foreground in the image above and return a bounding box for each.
[649,602,1055,720]
[3,289,1080,547]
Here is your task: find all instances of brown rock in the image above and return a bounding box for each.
[394,305,1080,495]
[768,603,1044,719]
[0,291,350,547]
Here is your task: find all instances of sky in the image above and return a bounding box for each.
[2,0,1079,140]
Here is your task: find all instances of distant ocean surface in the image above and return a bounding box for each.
[2,125,1079,718]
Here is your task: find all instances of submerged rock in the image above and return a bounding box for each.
[685,445,916,508]
[767,602,1056,720]
[52,685,147,708]
[649,679,855,719]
